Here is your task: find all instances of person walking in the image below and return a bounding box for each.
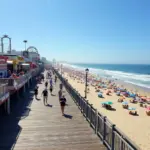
[45,81,48,88]
[59,95,66,116]
[41,74,45,82]
[49,84,53,95]
[58,88,62,101]
[50,78,53,86]
[42,88,48,105]
[55,75,57,83]
[34,86,38,99]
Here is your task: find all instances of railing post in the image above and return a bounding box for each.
[28,80,30,87]
[103,116,107,144]
[17,90,19,99]
[86,100,89,120]
[23,85,26,93]
[95,109,98,134]
[90,104,93,126]
[7,97,10,115]
[111,125,115,150]
[80,97,83,113]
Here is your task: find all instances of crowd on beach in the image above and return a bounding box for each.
[31,66,150,150]
[34,69,67,116]
[62,67,150,116]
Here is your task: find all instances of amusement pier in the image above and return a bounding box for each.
[0,35,138,150]
[0,35,44,115]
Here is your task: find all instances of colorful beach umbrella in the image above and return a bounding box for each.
[101,101,113,105]
[146,106,150,111]
[128,107,136,111]
[98,93,103,98]
[106,101,113,105]
[122,101,128,105]
[101,102,106,105]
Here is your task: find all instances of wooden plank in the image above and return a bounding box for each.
[0,73,106,150]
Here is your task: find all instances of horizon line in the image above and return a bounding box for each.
[55,61,150,65]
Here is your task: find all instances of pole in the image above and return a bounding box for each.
[61,64,62,76]
[1,37,4,53]
[9,38,11,54]
[85,72,87,98]
[25,42,26,51]
[7,97,10,114]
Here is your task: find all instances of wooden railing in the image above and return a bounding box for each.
[0,68,40,90]
[0,84,8,98]
[54,68,140,150]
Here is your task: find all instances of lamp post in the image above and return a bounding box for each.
[23,40,27,51]
[61,64,63,76]
[85,68,89,99]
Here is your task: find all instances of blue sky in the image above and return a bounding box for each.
[0,0,150,64]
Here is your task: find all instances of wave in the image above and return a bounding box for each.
[62,63,150,89]
[125,81,150,89]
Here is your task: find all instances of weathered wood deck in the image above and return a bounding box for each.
[0,77,106,150]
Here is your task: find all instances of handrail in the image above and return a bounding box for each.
[0,84,8,98]
[54,68,140,150]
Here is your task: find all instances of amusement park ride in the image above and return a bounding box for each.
[0,34,44,114]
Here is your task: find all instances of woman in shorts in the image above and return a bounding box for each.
[59,95,66,116]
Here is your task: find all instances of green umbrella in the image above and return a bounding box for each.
[105,101,113,105]
[101,101,113,105]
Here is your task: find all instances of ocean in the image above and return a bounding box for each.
[64,63,150,89]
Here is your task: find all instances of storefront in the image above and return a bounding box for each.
[0,56,8,78]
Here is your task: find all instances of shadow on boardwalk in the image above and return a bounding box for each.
[0,82,37,150]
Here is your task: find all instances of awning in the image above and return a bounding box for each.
[7,60,13,64]
[22,63,30,66]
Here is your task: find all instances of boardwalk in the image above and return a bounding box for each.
[0,76,106,150]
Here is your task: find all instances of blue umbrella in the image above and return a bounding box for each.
[98,93,103,98]
[116,92,120,96]
[122,101,128,105]
[128,107,136,111]
[130,94,136,98]
[101,102,106,105]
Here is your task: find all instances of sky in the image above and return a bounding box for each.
[0,0,150,64]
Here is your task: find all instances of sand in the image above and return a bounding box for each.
[63,71,150,150]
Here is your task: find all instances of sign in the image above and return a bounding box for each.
[0,59,6,64]
[0,56,7,64]
[0,56,7,70]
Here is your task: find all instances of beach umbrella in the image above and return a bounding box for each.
[101,102,106,105]
[98,92,102,94]
[130,94,136,98]
[98,93,103,98]
[141,96,147,100]
[116,92,120,96]
[128,107,136,111]
[104,101,113,105]
[146,107,150,111]
[106,101,113,105]
[122,101,128,105]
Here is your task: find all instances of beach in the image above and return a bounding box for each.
[62,67,150,150]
